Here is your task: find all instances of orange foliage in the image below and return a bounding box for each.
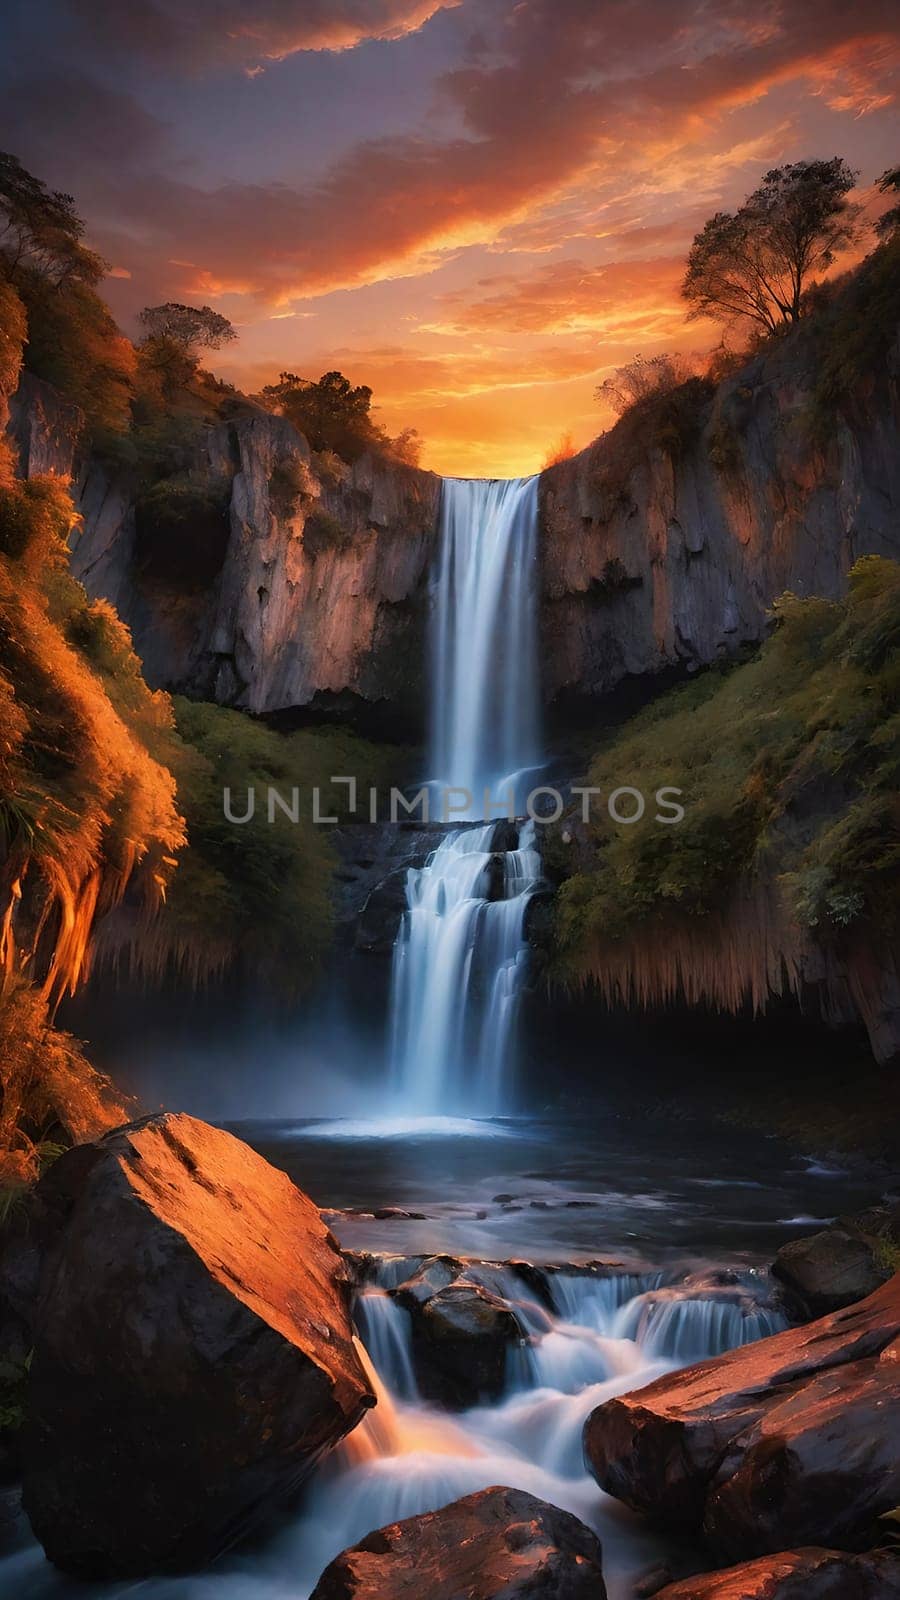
[542,432,577,468]
[1,469,184,1176]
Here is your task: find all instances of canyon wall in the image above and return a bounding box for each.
[540,330,900,704]
[8,376,440,734]
[8,323,900,735]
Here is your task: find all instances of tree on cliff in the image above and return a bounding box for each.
[137,302,237,399]
[0,152,133,443]
[595,353,697,417]
[0,151,105,288]
[261,370,376,460]
[138,302,237,355]
[682,159,862,335]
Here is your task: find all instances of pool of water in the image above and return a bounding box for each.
[238,1107,885,1266]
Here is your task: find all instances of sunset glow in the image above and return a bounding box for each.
[3,0,899,474]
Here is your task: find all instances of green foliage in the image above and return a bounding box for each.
[311,448,345,488]
[0,1349,31,1435]
[261,370,418,466]
[268,456,309,517]
[595,354,713,462]
[262,370,376,461]
[554,558,900,974]
[872,1235,900,1276]
[15,267,136,446]
[159,700,405,994]
[134,476,231,588]
[805,236,900,435]
[875,166,900,240]
[138,303,236,355]
[0,150,103,288]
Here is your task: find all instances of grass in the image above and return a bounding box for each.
[100,697,408,996]
[552,557,900,1004]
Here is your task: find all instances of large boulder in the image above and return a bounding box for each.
[656,1548,900,1599]
[584,1274,900,1560]
[308,1485,607,1600]
[1,1113,374,1576]
[772,1206,900,1316]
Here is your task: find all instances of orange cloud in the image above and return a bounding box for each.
[442,256,690,336]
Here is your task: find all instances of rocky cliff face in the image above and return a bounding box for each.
[6,378,439,732]
[540,333,900,705]
[6,324,899,731]
[73,415,439,734]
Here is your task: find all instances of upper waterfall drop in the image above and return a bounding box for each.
[431,476,540,816]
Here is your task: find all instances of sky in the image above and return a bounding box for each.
[2,0,899,476]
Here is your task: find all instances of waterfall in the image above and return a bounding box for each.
[431,477,540,813]
[389,821,541,1114]
[0,1262,790,1600]
[612,1288,788,1361]
[354,1292,419,1401]
[387,477,543,1117]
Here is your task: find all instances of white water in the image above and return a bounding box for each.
[431,477,540,813]
[0,1263,794,1600]
[388,477,544,1117]
[389,821,542,1114]
[277,1267,787,1600]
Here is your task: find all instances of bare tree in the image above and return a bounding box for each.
[595,353,696,417]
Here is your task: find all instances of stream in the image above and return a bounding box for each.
[1,1111,889,1600]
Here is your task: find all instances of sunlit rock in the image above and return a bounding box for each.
[3,1112,374,1576]
[309,1485,607,1600]
[584,1273,900,1560]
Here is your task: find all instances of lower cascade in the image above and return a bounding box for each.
[278,1267,788,1599]
[389,821,541,1114]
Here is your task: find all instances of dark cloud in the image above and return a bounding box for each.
[60,0,458,67]
[2,0,897,472]
[0,71,167,175]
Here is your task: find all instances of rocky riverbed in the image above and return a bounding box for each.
[0,1112,898,1599]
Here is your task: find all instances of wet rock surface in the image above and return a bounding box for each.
[772,1203,900,1316]
[308,1486,608,1600]
[394,1256,525,1407]
[1,1113,374,1577]
[656,1547,900,1599]
[584,1273,900,1559]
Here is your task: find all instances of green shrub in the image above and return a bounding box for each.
[806,236,900,437]
[136,699,407,995]
[15,268,136,447]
